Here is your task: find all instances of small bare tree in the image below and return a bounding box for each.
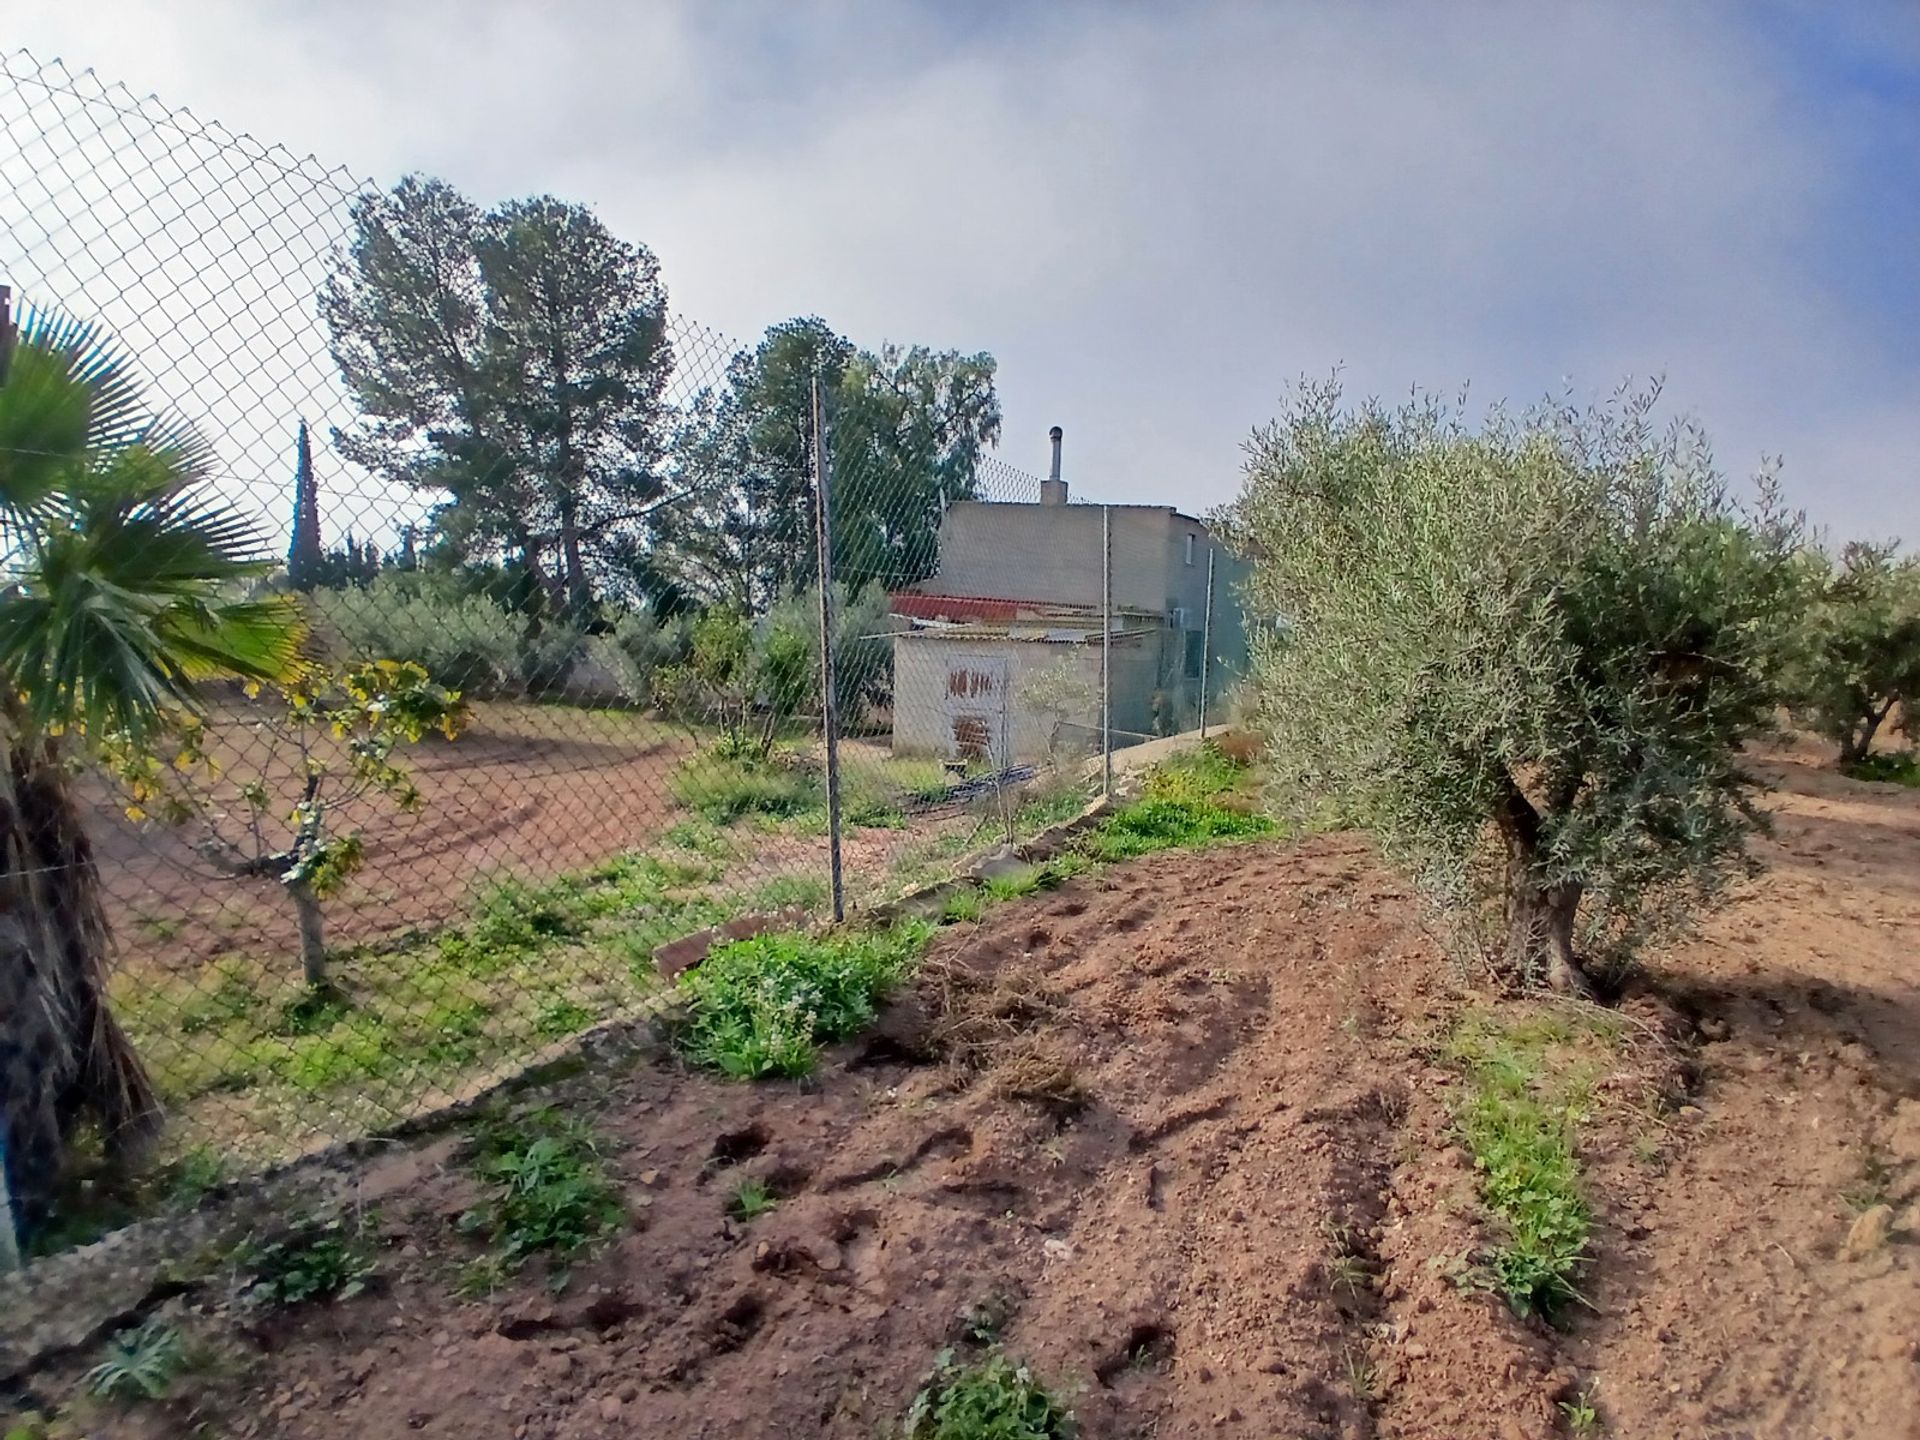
[103,660,466,988]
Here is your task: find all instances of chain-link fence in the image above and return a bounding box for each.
[0,49,1247,1237]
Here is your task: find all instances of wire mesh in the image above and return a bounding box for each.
[0,49,1248,1236]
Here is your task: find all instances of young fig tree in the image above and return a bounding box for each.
[105,660,466,987]
[1223,380,1803,990]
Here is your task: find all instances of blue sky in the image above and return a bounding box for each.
[7,0,1919,543]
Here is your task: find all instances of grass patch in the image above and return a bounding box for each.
[677,920,935,1079]
[457,1108,623,1291]
[1444,1009,1611,1319]
[748,873,832,913]
[233,1213,377,1308]
[903,1349,1072,1439]
[1845,749,1920,785]
[938,887,989,925]
[669,751,821,824]
[111,842,731,1176]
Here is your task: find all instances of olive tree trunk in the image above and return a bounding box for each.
[1497,775,1589,993]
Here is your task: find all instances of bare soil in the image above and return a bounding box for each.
[87,703,953,973]
[27,748,1920,1439]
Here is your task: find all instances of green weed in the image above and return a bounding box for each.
[1082,751,1273,862]
[84,1320,186,1402]
[1343,1345,1378,1402]
[534,997,596,1038]
[663,818,738,857]
[458,1109,624,1285]
[1561,1383,1603,1436]
[1845,749,1920,786]
[1444,1013,1599,1319]
[902,1349,1072,1440]
[233,1213,377,1308]
[1842,1147,1895,1214]
[677,920,935,1079]
[729,1177,778,1221]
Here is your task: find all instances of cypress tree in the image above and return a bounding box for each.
[287,419,323,590]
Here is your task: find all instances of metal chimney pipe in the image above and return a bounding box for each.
[1041,425,1067,505]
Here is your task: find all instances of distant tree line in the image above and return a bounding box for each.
[307,175,1000,654]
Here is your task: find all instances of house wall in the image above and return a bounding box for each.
[916,501,1253,733]
[922,502,1173,613]
[893,632,1159,763]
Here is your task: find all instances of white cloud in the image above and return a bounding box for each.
[7,0,1917,540]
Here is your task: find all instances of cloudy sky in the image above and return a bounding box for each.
[8,0,1919,541]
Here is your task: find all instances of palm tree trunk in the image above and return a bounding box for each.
[0,739,161,1248]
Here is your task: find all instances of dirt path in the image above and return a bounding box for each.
[1566,752,1920,1438]
[25,751,1920,1439]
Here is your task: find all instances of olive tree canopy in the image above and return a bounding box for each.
[1224,379,1803,990]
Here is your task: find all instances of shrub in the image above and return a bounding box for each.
[587,609,693,707]
[677,921,934,1078]
[1224,379,1802,990]
[310,573,523,695]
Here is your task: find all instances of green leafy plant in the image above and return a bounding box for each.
[902,1349,1072,1440]
[1445,1016,1596,1319]
[458,1109,623,1284]
[1561,1384,1603,1437]
[729,1177,778,1221]
[1846,749,1920,786]
[1224,379,1803,990]
[84,1319,187,1402]
[234,1213,377,1308]
[940,887,989,925]
[677,920,934,1079]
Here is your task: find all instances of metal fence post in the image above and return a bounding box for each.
[811,374,846,922]
[1102,504,1113,798]
[1199,545,1216,739]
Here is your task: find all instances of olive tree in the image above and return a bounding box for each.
[1224,380,1802,990]
[1788,541,1920,766]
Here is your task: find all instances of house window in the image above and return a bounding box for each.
[1184,630,1204,680]
[1184,533,1196,566]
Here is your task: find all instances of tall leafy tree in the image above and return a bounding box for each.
[0,302,306,1250]
[321,177,674,621]
[654,318,1000,607]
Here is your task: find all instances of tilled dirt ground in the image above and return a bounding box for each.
[25,747,1920,1439]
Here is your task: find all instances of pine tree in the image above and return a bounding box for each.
[287,419,323,590]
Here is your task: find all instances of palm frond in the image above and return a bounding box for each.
[0,306,150,516]
[156,595,310,684]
